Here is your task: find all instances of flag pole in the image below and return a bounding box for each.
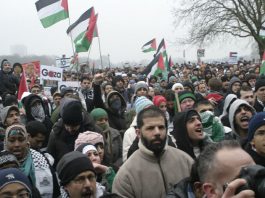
[97,36,104,69]
[66,1,79,73]
[86,44,93,68]
[174,92,181,112]
[66,10,75,57]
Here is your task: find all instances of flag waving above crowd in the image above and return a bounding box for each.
[35,0,69,28]
[66,7,98,53]
[141,38,156,53]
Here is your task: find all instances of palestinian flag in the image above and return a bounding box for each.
[142,53,165,78]
[155,39,170,74]
[17,71,28,101]
[67,7,97,53]
[260,52,265,75]
[35,0,69,28]
[155,39,166,56]
[168,56,174,67]
[141,38,156,53]
[75,14,98,52]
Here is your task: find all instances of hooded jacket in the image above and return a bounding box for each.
[47,102,101,167]
[219,94,237,127]
[22,94,53,146]
[228,99,255,144]
[93,84,127,132]
[0,59,19,96]
[172,110,210,159]
[227,76,241,95]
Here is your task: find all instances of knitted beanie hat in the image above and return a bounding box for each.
[255,75,265,92]
[56,151,95,186]
[248,112,265,142]
[134,96,153,114]
[178,91,196,103]
[182,81,195,93]
[229,76,241,87]
[0,168,32,194]
[61,100,83,125]
[134,81,148,94]
[153,95,167,107]
[75,131,104,150]
[90,108,108,121]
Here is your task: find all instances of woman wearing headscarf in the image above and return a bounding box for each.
[75,131,116,192]
[4,124,60,198]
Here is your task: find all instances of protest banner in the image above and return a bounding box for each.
[58,81,80,92]
[40,65,63,82]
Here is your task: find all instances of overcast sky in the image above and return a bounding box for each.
[0,0,253,63]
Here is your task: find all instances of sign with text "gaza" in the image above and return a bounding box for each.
[40,65,63,81]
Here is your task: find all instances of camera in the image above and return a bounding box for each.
[235,164,265,198]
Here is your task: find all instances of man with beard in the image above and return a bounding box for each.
[228,99,255,146]
[112,106,194,197]
[57,151,99,198]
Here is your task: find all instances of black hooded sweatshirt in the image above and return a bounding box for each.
[172,110,209,159]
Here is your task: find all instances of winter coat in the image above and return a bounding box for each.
[78,89,95,112]
[245,143,265,167]
[47,112,101,167]
[219,94,237,118]
[122,116,137,162]
[254,98,265,112]
[167,177,195,198]
[103,127,123,170]
[93,84,127,132]
[127,136,177,161]
[112,140,194,198]
[0,69,19,97]
[22,94,53,147]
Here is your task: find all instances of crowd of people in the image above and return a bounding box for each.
[0,58,264,198]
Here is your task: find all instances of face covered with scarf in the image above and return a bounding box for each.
[4,125,29,162]
[90,108,109,132]
[109,94,122,112]
[30,100,45,122]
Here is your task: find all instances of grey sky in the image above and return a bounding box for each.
[0,0,253,63]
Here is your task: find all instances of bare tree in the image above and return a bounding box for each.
[173,0,265,59]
